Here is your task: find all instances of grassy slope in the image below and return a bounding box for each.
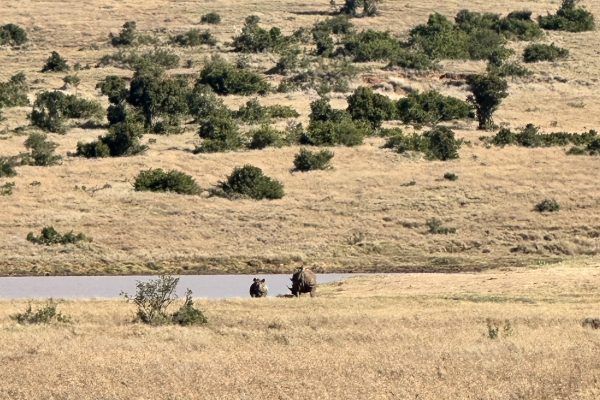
[1,0,600,275]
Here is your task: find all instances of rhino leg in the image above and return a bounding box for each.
[310,287,316,297]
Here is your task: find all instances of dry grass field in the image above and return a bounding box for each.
[1,0,600,275]
[1,261,600,399]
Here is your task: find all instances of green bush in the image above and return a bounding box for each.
[232,16,291,53]
[77,120,147,158]
[538,0,595,32]
[534,199,560,212]
[268,105,300,119]
[0,72,30,107]
[486,58,532,77]
[302,118,367,147]
[26,226,92,245]
[128,49,180,70]
[396,90,472,125]
[486,124,598,148]
[0,24,28,46]
[313,16,353,35]
[201,12,221,24]
[30,91,103,133]
[0,158,17,177]
[134,168,201,194]
[171,29,216,46]
[443,172,458,181]
[21,133,62,166]
[10,300,71,324]
[111,21,137,47]
[343,30,401,62]
[194,112,244,153]
[388,48,436,70]
[214,164,284,200]
[523,43,569,63]
[198,56,271,96]
[466,73,509,130]
[41,51,69,73]
[248,125,288,149]
[234,98,270,124]
[346,86,396,129]
[384,127,463,160]
[293,148,334,171]
[0,182,15,196]
[495,11,543,40]
[121,275,208,325]
[427,217,456,234]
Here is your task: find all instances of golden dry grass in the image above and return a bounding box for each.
[1,0,600,275]
[2,262,600,399]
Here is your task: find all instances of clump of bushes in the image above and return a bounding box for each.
[343,30,401,62]
[170,29,216,47]
[396,90,472,125]
[346,86,396,129]
[338,0,381,17]
[10,300,71,324]
[538,0,595,32]
[231,15,292,53]
[121,275,208,326]
[30,91,103,133]
[523,43,569,63]
[427,218,456,234]
[187,83,226,121]
[134,168,201,195]
[485,124,598,148]
[384,127,463,161]
[534,199,560,212]
[213,164,284,200]
[302,118,368,147]
[293,148,334,171]
[0,72,30,107]
[247,125,288,149]
[465,73,509,130]
[194,112,244,153]
[76,120,148,158]
[111,21,137,47]
[493,10,543,41]
[201,12,221,24]
[26,226,92,245]
[41,51,69,73]
[0,23,28,46]
[387,48,436,70]
[21,133,62,166]
[486,56,532,78]
[198,55,271,95]
[313,16,354,35]
[0,158,17,177]
[0,182,15,196]
[444,172,458,181]
[234,98,270,124]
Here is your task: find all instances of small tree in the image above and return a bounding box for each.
[111,21,137,47]
[346,86,396,129]
[0,158,17,177]
[0,72,30,107]
[76,120,148,158]
[523,43,569,63]
[538,0,595,32]
[21,133,62,166]
[466,73,508,130]
[0,24,28,46]
[214,164,284,200]
[41,51,69,73]
[293,148,334,171]
[134,168,201,195]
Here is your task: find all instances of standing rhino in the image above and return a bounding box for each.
[250,278,268,298]
[288,266,317,297]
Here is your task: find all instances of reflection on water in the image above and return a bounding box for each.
[0,274,358,299]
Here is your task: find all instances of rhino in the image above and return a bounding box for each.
[249,278,268,298]
[288,266,317,297]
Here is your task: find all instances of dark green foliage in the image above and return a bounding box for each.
[384,127,463,161]
[76,120,148,158]
[486,124,598,148]
[171,29,216,47]
[346,86,396,129]
[0,158,17,178]
[231,16,292,53]
[0,24,28,46]
[41,51,69,73]
[63,74,81,90]
[194,112,244,153]
[268,105,300,119]
[198,56,271,96]
[201,12,221,24]
[444,172,458,181]
[248,125,288,149]
[234,98,269,124]
[383,131,430,153]
[26,226,92,245]
[187,83,226,121]
[96,75,129,105]
[313,16,354,35]
[465,73,509,130]
[486,57,532,78]
[111,21,137,47]
[215,164,284,200]
[128,49,180,70]
[387,48,436,70]
[302,119,367,147]
[396,90,472,125]
[313,31,335,57]
[339,0,381,17]
[271,48,301,75]
[538,0,595,32]
[344,30,401,62]
[293,148,334,171]
[534,199,560,212]
[523,43,569,63]
[121,275,208,326]
[427,218,456,234]
[10,300,71,324]
[0,72,29,108]
[495,11,543,40]
[308,97,349,124]
[21,133,62,166]
[134,168,201,195]
[0,182,15,196]
[30,91,103,133]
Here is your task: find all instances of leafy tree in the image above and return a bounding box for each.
[215,164,284,200]
[111,21,137,47]
[523,43,569,63]
[344,30,401,62]
[248,125,287,149]
[198,55,271,95]
[0,24,28,46]
[170,29,216,47]
[0,72,29,107]
[465,73,509,130]
[538,0,595,32]
[134,168,201,194]
[194,111,244,153]
[396,90,472,125]
[30,91,103,133]
[41,51,69,73]
[21,133,62,166]
[231,16,291,53]
[346,86,396,129]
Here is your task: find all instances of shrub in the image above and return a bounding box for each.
[302,119,367,147]
[111,21,137,47]
[466,73,509,130]
[0,182,15,196]
[384,127,463,160]
[486,59,532,78]
[388,48,436,70]
[41,51,69,73]
[523,43,569,63]
[21,133,62,166]
[121,275,208,325]
[231,16,291,53]
[0,158,17,177]
[76,120,147,158]
[534,199,560,212]
[10,300,71,324]
[396,90,472,125]
[215,164,284,200]
[270,47,301,75]
[248,125,287,149]
[343,30,401,62]
[0,72,29,107]
[198,56,271,96]
[268,105,300,119]
[313,16,353,35]
[128,49,180,70]
[0,24,28,46]
[495,11,543,41]
[195,112,244,153]
[234,98,270,124]
[538,0,595,32]
[427,218,456,234]
[486,124,598,148]
[187,83,226,121]
[26,226,92,245]
[134,168,201,194]
[293,148,334,171]
[444,172,458,181]
[63,74,81,92]
[171,29,216,46]
[201,12,221,24]
[346,86,396,129]
[30,91,103,133]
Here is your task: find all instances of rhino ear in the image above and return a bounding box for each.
[253,278,257,282]
[261,279,265,283]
